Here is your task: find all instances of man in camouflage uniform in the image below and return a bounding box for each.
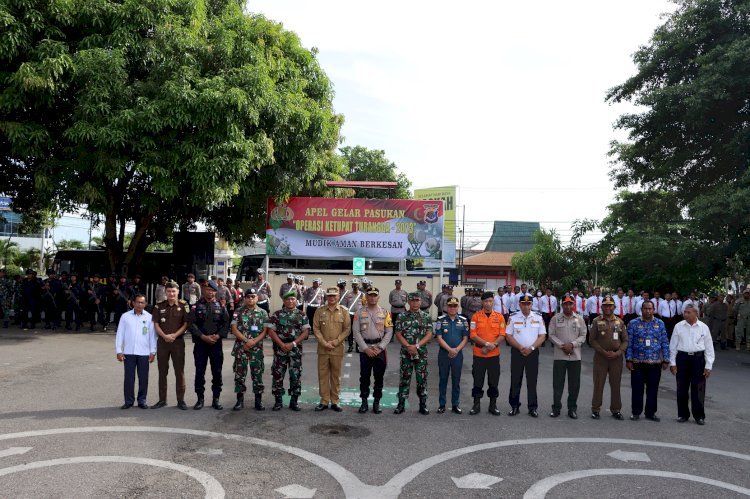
[250,269,272,313]
[394,292,434,415]
[0,269,14,328]
[230,288,268,411]
[266,290,310,411]
[342,278,364,353]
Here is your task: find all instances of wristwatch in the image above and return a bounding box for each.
[531,346,536,351]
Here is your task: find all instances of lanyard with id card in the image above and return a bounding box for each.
[142,320,147,335]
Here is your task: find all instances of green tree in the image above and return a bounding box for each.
[511,229,590,296]
[607,0,750,275]
[339,146,412,199]
[56,239,86,250]
[1,0,342,274]
[0,239,19,268]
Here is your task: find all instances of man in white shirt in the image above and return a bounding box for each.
[669,304,715,425]
[115,294,157,409]
[635,291,650,316]
[659,292,678,338]
[505,295,546,417]
[586,287,603,322]
[539,288,557,336]
[493,286,511,321]
[623,289,638,325]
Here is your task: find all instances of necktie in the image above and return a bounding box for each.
[629,298,633,314]
[501,296,504,314]
[596,298,600,314]
[548,297,552,314]
[619,300,623,318]
[572,297,577,312]
[669,302,673,319]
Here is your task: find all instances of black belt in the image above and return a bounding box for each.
[307,304,321,307]
[364,339,381,345]
[678,350,704,356]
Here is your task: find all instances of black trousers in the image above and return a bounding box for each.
[631,362,662,417]
[624,313,637,326]
[676,351,707,420]
[123,354,149,405]
[359,350,387,399]
[194,340,223,398]
[306,305,319,325]
[509,348,540,410]
[471,355,500,399]
[552,359,581,412]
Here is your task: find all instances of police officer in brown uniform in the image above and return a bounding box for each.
[590,296,628,420]
[312,287,352,412]
[151,281,190,410]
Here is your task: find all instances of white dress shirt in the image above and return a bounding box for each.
[669,319,715,369]
[493,294,510,314]
[675,299,684,315]
[507,311,546,348]
[635,298,647,316]
[683,299,702,315]
[539,295,557,315]
[575,295,587,316]
[614,296,627,317]
[659,300,677,319]
[115,309,157,355]
[586,295,603,316]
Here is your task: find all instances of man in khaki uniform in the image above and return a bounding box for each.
[734,289,750,351]
[312,287,352,412]
[548,295,587,419]
[589,297,628,420]
[151,281,190,410]
[352,287,393,414]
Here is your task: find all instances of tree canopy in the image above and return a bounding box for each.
[339,145,412,199]
[1,0,344,273]
[607,0,750,284]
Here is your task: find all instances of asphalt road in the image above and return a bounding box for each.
[0,325,749,498]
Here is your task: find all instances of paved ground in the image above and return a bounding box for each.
[0,325,749,498]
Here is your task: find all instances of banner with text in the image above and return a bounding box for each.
[414,186,456,268]
[266,197,444,262]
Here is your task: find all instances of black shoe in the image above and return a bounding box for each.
[347,345,353,353]
[138,402,149,409]
[529,409,539,418]
[508,407,520,416]
[591,411,600,419]
[696,418,705,425]
[211,397,223,410]
[151,400,167,409]
[550,411,560,418]
[272,396,283,411]
[194,398,204,410]
[330,404,342,412]
[469,398,481,416]
[612,412,624,420]
[437,406,446,414]
[120,403,132,409]
[488,398,501,416]
[630,414,640,421]
[177,401,188,410]
[372,399,382,414]
[677,416,688,423]
[452,406,462,414]
[645,415,660,422]
[315,403,329,412]
[233,394,244,411]
[289,396,300,411]
[358,400,368,413]
[419,404,430,415]
[568,410,578,419]
[254,394,265,411]
[394,398,405,414]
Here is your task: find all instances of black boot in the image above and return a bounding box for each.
[289,396,301,411]
[372,398,382,414]
[233,393,244,411]
[418,397,430,415]
[394,397,405,414]
[488,398,501,416]
[272,396,283,411]
[211,397,223,410]
[358,398,369,413]
[193,397,204,410]
[254,393,265,411]
[469,397,481,416]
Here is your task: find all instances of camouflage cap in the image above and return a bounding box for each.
[407,292,421,300]
[283,290,298,299]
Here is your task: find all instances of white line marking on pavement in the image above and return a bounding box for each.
[522,469,750,498]
[196,448,223,456]
[344,363,351,367]
[0,456,225,499]
[383,438,750,494]
[346,354,352,358]
[0,447,31,459]
[607,450,650,462]
[1,429,749,499]
[275,484,317,498]
[451,472,503,489]
[343,374,350,379]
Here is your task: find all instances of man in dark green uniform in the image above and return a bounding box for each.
[394,292,433,415]
[231,288,268,411]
